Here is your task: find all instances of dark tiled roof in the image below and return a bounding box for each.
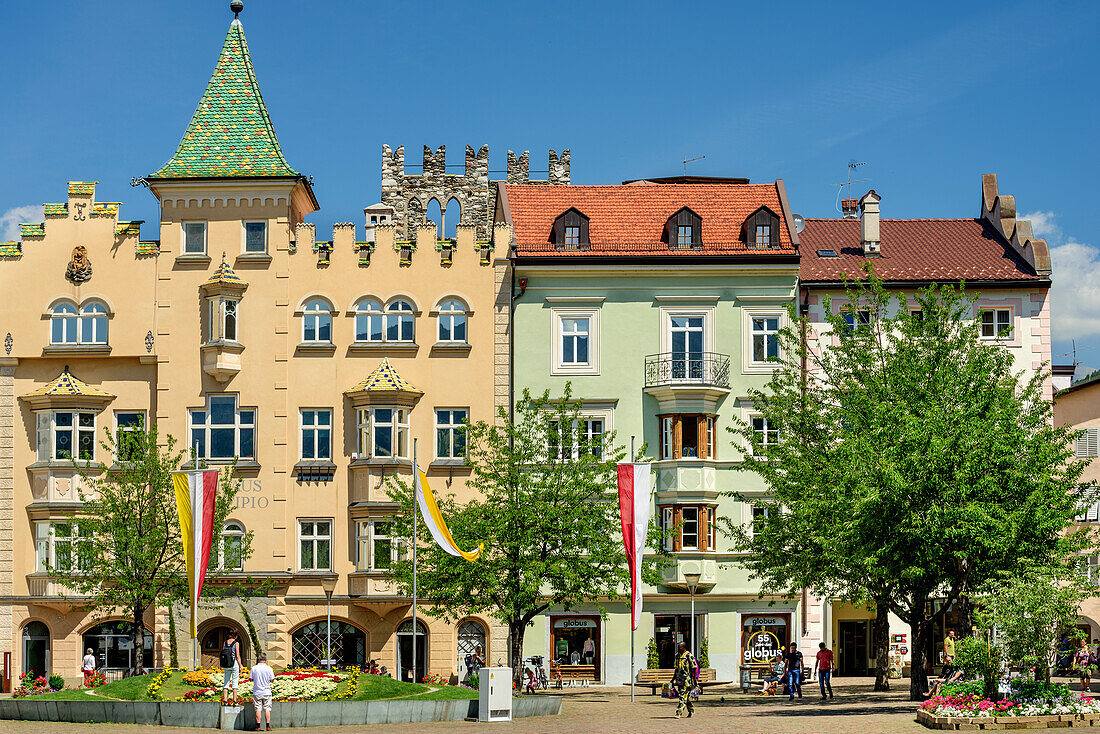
[800,218,1042,282]
[151,20,299,179]
[506,184,795,256]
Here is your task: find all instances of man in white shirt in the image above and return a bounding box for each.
[82,648,96,687]
[250,652,276,731]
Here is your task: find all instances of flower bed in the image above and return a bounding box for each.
[918,680,1100,729]
[192,668,347,702]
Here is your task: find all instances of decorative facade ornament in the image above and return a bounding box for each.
[3,332,11,355]
[145,330,154,353]
[65,245,93,283]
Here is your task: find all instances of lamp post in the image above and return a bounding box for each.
[320,576,337,671]
[684,571,701,658]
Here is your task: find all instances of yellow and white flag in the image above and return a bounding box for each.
[414,466,483,561]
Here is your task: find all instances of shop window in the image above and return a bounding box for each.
[654,614,706,668]
[551,616,600,676]
[741,614,789,668]
[83,621,153,671]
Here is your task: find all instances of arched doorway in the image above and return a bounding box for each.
[199,622,250,669]
[457,619,487,681]
[22,621,50,678]
[82,621,153,672]
[291,621,366,669]
[397,619,427,683]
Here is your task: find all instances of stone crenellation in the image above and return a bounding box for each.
[381,144,569,244]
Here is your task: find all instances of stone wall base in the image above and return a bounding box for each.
[917,707,1100,729]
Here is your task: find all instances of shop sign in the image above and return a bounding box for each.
[743,630,782,664]
[742,616,787,628]
[553,618,597,630]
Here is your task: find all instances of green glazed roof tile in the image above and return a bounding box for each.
[43,203,68,216]
[92,203,120,217]
[21,223,44,238]
[0,242,21,257]
[68,181,97,196]
[115,221,143,236]
[151,20,299,179]
[136,241,160,256]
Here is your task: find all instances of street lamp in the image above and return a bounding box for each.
[320,576,337,671]
[684,571,702,658]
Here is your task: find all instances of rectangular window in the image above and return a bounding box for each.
[661,507,674,551]
[189,395,255,461]
[564,226,580,246]
[750,504,769,538]
[548,418,604,460]
[244,221,267,253]
[553,308,599,375]
[435,409,468,459]
[980,309,1012,339]
[707,507,718,550]
[756,224,771,247]
[669,314,705,380]
[706,417,716,460]
[299,520,331,571]
[751,316,781,363]
[842,310,872,335]
[661,417,673,460]
[35,521,89,572]
[40,411,96,461]
[210,299,239,342]
[355,520,398,571]
[370,407,408,459]
[300,409,332,460]
[751,416,779,455]
[677,225,693,247]
[1078,554,1100,586]
[681,507,699,550]
[115,411,145,461]
[561,317,590,365]
[183,222,207,255]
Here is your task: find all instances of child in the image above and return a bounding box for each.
[524,667,537,695]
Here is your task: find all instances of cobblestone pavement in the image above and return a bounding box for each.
[6,678,1100,734]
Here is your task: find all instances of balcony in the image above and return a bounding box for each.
[643,352,731,413]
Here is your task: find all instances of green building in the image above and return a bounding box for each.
[496,178,807,684]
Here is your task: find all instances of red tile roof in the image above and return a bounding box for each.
[505,183,795,256]
[800,218,1043,283]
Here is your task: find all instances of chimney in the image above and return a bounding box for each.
[1052,364,1077,393]
[859,190,881,256]
[841,199,859,219]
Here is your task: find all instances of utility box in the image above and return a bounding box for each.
[478,667,513,722]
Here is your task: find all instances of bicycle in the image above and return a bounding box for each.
[524,655,549,689]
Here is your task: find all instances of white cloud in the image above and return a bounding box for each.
[0,205,44,241]
[1050,240,1100,341]
[1020,210,1061,241]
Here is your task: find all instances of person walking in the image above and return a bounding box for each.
[250,652,275,731]
[784,642,804,701]
[81,648,96,687]
[220,630,242,706]
[1075,638,1093,693]
[673,641,699,719]
[815,642,834,700]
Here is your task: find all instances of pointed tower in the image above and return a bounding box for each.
[146,0,317,265]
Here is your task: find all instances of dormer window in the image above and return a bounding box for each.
[666,208,702,249]
[553,208,589,249]
[744,206,781,249]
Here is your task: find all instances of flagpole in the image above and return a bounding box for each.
[412,438,418,684]
[630,436,635,703]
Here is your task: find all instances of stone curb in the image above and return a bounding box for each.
[917,707,1100,730]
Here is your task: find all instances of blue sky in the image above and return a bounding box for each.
[1,1,1097,371]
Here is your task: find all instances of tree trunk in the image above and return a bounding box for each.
[509,622,526,689]
[910,615,931,701]
[872,597,891,691]
[132,603,146,678]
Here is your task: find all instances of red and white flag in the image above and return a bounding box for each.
[617,463,653,631]
[172,469,219,637]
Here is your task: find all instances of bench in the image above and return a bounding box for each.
[627,668,729,695]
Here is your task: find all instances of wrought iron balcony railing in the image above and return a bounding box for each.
[644,352,731,389]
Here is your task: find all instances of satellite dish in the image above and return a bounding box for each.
[793,214,805,234]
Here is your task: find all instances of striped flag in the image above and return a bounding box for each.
[414,466,483,561]
[617,463,653,631]
[171,469,219,636]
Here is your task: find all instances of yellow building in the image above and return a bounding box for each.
[0,11,513,685]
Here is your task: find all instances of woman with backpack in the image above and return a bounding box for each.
[220,630,242,706]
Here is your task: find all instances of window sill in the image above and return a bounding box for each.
[181,459,260,474]
[26,460,101,472]
[349,457,411,469]
[430,342,472,356]
[174,254,212,266]
[347,342,419,356]
[294,460,337,482]
[202,339,245,353]
[42,344,111,356]
[295,342,337,356]
[235,253,272,266]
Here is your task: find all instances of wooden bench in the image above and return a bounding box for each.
[627,668,728,695]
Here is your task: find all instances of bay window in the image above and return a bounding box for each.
[37,411,96,461]
[659,504,719,552]
[657,414,717,460]
[357,407,409,460]
[356,520,398,571]
[35,521,89,572]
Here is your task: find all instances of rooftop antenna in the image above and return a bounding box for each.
[833,160,870,215]
[682,155,705,175]
[1058,340,1091,368]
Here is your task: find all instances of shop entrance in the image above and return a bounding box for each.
[551,616,600,680]
[839,620,869,676]
[22,622,49,678]
[741,614,789,673]
[654,615,705,668]
[397,620,427,683]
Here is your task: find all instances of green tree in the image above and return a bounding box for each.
[51,424,247,675]
[386,386,658,685]
[953,633,1002,701]
[725,271,1093,700]
[975,566,1091,683]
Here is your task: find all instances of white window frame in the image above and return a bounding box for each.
[114,410,145,461]
[1076,428,1100,459]
[301,299,334,344]
[435,408,469,460]
[356,519,399,572]
[37,410,96,462]
[50,302,78,344]
[360,407,409,460]
[660,507,674,551]
[979,307,1013,340]
[436,298,469,343]
[298,519,332,572]
[755,223,771,248]
[749,414,779,456]
[353,298,385,343]
[242,220,268,254]
[551,307,600,376]
[35,521,88,573]
[299,408,333,460]
[182,221,207,255]
[385,299,416,343]
[659,305,715,355]
[79,302,109,345]
[747,311,782,367]
[749,504,769,539]
[660,416,674,460]
[547,408,612,461]
[564,226,580,246]
[208,298,240,343]
[677,225,693,247]
[188,395,256,461]
[216,521,245,571]
[681,507,700,550]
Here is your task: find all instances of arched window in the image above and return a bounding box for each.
[291,621,366,669]
[50,302,78,344]
[444,198,461,240]
[437,298,467,343]
[218,521,244,571]
[80,302,109,344]
[82,621,153,671]
[354,298,384,342]
[386,300,415,342]
[457,619,487,664]
[22,621,50,678]
[302,298,333,343]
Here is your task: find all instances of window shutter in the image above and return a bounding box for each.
[700,507,709,552]
[1078,433,1089,459]
[697,416,708,459]
[672,416,683,459]
[672,507,682,552]
[1088,502,1099,522]
[1090,428,1099,458]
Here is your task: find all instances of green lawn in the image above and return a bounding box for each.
[24,671,478,702]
